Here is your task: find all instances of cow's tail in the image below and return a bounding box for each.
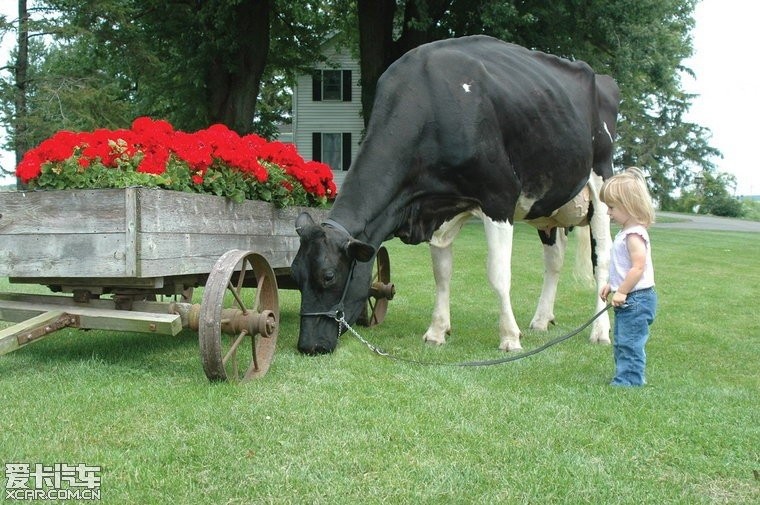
[573,225,595,287]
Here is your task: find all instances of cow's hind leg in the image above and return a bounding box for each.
[482,216,522,351]
[530,227,567,331]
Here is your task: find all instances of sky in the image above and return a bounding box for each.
[682,0,760,196]
[1,0,758,194]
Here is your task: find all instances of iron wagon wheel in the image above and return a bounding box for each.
[199,250,280,382]
[358,246,394,327]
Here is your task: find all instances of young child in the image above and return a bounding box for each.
[599,167,657,387]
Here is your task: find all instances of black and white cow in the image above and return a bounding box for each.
[292,35,620,354]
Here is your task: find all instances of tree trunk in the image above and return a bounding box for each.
[357,0,395,127]
[357,0,447,127]
[14,0,28,167]
[207,0,270,135]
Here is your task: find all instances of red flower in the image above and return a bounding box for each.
[137,146,170,174]
[16,152,43,182]
[15,116,337,204]
[172,131,213,171]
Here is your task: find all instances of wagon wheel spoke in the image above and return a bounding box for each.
[366,297,379,325]
[227,258,251,313]
[253,269,266,313]
[222,330,248,368]
[358,246,393,327]
[199,250,280,383]
[226,282,246,313]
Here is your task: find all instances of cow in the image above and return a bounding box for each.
[292,35,620,355]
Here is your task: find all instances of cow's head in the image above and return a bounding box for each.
[292,212,376,354]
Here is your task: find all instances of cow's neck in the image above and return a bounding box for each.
[328,183,408,248]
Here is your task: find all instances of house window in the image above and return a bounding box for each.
[322,70,342,100]
[322,133,342,170]
[312,70,352,102]
[312,132,352,171]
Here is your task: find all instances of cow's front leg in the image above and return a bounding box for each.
[588,175,612,344]
[530,227,567,331]
[483,217,522,351]
[589,206,612,344]
[423,242,452,345]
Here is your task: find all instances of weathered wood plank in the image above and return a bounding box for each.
[125,187,138,277]
[0,310,70,355]
[0,292,174,314]
[0,188,329,280]
[137,232,300,276]
[136,190,277,236]
[0,297,182,335]
[0,189,128,234]
[0,234,128,277]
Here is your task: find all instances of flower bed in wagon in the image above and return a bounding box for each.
[3,118,333,280]
[15,117,336,207]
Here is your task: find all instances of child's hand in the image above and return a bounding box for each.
[600,284,611,302]
[611,291,627,307]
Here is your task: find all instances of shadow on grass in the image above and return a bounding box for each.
[3,327,203,379]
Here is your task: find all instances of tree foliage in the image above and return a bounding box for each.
[0,0,336,170]
[670,172,743,217]
[348,0,720,204]
[0,0,724,202]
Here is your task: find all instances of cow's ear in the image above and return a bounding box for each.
[295,212,315,236]
[345,239,375,263]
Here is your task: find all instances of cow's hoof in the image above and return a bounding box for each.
[498,339,522,352]
[589,335,611,345]
[589,327,611,345]
[422,332,447,346]
[529,317,555,331]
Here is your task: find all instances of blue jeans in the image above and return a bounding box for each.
[611,287,657,386]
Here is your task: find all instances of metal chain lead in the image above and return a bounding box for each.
[337,314,390,357]
[336,305,612,367]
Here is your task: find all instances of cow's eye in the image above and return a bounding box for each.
[322,269,336,286]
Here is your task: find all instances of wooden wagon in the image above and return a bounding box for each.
[0,188,393,381]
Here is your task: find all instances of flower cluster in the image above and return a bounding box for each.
[16,117,337,207]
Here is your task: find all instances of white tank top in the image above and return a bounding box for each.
[609,225,655,292]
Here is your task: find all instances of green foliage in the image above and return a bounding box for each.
[0,0,722,202]
[28,156,325,207]
[0,0,338,162]
[666,171,745,218]
[1,223,758,503]
[741,199,760,221]
[353,0,717,203]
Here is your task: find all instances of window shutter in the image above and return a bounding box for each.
[342,133,351,170]
[342,70,352,102]
[312,132,322,161]
[312,71,322,102]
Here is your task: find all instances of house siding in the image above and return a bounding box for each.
[293,41,363,188]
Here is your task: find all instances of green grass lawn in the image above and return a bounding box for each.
[1,222,758,504]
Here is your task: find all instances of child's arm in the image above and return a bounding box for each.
[610,233,647,306]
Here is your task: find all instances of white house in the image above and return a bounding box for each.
[290,39,363,189]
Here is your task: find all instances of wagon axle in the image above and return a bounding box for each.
[173,303,277,340]
[369,281,395,301]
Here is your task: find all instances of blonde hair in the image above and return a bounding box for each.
[600,167,656,227]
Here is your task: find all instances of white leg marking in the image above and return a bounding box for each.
[481,215,522,351]
[530,229,568,331]
[423,243,453,345]
[423,212,472,345]
[587,173,612,344]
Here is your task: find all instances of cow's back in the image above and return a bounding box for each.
[334,35,618,243]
